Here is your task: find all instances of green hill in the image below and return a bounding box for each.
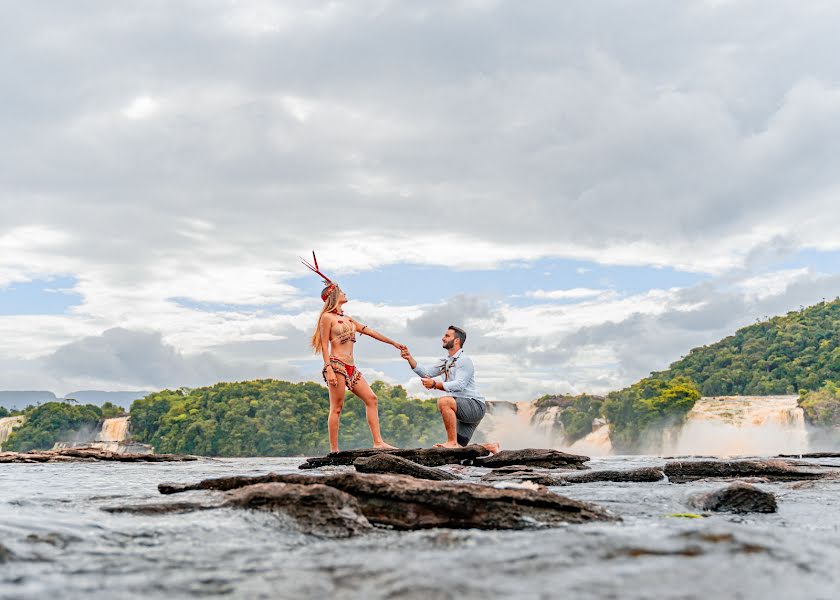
[651,298,840,396]
[130,379,442,456]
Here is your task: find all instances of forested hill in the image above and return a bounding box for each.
[651,299,840,396]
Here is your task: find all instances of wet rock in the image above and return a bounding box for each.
[224,483,372,537]
[159,471,617,529]
[0,448,198,463]
[480,466,564,486]
[108,483,372,537]
[353,453,461,481]
[315,472,616,529]
[664,459,826,483]
[778,452,840,459]
[561,467,666,484]
[299,445,490,469]
[472,449,590,470]
[688,482,777,513]
[0,543,14,563]
[102,501,213,515]
[159,472,319,495]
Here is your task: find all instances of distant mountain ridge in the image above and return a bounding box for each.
[0,390,152,411]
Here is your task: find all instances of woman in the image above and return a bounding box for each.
[304,254,401,453]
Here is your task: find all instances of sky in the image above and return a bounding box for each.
[2,0,840,402]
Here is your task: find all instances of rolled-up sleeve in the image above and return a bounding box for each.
[413,362,441,378]
[442,357,473,393]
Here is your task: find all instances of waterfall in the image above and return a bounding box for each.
[96,416,130,443]
[0,416,26,450]
[662,395,808,456]
[568,419,613,456]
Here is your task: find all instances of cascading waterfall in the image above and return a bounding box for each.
[662,395,808,456]
[96,416,130,442]
[484,396,809,456]
[0,415,26,450]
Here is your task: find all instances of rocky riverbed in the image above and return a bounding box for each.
[2,452,840,599]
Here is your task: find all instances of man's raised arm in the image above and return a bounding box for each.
[401,348,441,378]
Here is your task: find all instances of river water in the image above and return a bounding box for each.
[2,455,840,599]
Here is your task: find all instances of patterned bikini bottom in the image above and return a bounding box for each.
[323,356,362,390]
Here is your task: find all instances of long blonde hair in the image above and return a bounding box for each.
[311,286,342,352]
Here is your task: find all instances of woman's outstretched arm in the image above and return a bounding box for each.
[352,318,403,349]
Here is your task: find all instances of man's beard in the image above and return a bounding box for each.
[443,339,455,350]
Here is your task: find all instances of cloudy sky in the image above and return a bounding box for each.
[2,0,840,401]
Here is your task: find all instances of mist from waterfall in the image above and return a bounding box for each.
[661,395,808,456]
[483,396,812,456]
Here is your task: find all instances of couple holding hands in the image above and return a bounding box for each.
[304,254,493,454]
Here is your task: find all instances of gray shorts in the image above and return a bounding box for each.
[454,397,486,446]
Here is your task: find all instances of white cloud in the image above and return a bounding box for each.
[121,95,159,120]
[2,1,840,399]
[527,288,609,300]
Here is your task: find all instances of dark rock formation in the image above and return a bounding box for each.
[108,482,372,537]
[778,452,840,459]
[0,448,198,463]
[473,449,590,470]
[353,453,461,481]
[688,482,778,513]
[561,467,666,484]
[159,472,318,495]
[480,466,564,486]
[664,459,825,483]
[0,543,14,563]
[158,471,617,529]
[299,445,490,469]
[224,483,372,537]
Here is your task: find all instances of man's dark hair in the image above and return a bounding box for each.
[448,325,466,348]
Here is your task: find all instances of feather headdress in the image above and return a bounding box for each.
[300,252,338,301]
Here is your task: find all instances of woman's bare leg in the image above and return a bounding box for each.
[351,376,397,449]
[327,376,347,453]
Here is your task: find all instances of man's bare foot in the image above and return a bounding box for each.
[433,441,462,449]
[330,448,339,454]
[374,442,398,450]
[481,442,501,454]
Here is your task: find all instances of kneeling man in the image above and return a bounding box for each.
[401,325,495,450]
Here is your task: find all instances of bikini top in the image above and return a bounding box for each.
[330,317,356,345]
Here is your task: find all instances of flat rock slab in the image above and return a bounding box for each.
[778,452,840,459]
[473,449,590,470]
[108,482,372,538]
[664,459,826,483]
[480,467,564,486]
[299,445,490,469]
[158,471,616,529]
[689,482,777,513]
[561,467,666,484]
[0,448,197,463]
[225,483,372,537]
[353,454,461,481]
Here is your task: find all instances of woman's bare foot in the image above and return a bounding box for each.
[433,441,462,449]
[374,442,398,450]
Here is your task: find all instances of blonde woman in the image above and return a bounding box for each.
[304,254,401,453]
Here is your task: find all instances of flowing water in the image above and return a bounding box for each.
[485,396,811,457]
[2,455,840,599]
[96,417,130,443]
[0,418,25,452]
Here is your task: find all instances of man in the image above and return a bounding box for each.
[401,325,497,450]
